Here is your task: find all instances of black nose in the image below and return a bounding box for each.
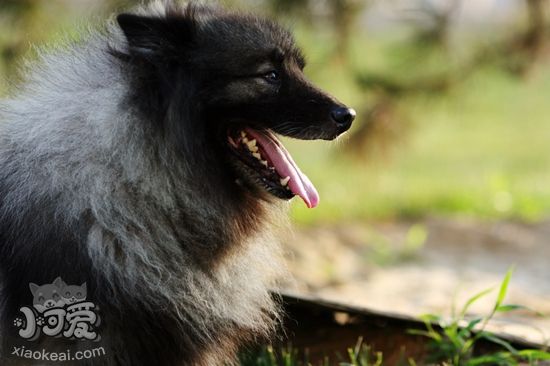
[331,107,356,133]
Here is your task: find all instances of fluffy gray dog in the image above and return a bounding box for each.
[0,1,355,365]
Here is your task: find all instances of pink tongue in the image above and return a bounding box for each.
[245,129,320,208]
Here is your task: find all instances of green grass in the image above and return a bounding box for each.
[241,269,550,366]
[408,267,550,366]
[239,339,385,366]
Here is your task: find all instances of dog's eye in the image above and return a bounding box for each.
[263,70,280,83]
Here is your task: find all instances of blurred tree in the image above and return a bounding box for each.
[345,97,406,161]
[404,0,460,52]
[267,0,371,63]
[517,0,547,74]
[267,0,311,20]
[328,0,370,63]
[465,0,549,78]
[346,68,457,159]
[344,0,550,160]
[344,0,461,159]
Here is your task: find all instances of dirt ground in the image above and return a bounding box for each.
[282,218,550,345]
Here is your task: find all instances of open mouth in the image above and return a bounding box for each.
[227,128,319,208]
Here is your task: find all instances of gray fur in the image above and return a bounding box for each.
[0,1,289,364]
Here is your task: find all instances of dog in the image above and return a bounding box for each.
[0,1,355,365]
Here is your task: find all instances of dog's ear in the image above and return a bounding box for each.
[29,283,39,295]
[117,13,192,61]
[53,277,65,289]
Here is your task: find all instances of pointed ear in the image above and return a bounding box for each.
[81,283,87,291]
[29,283,39,295]
[117,13,190,59]
[53,277,65,288]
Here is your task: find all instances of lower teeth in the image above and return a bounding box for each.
[280,176,290,186]
[233,131,291,192]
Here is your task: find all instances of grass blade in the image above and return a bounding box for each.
[495,267,514,310]
[496,304,525,313]
[478,332,518,355]
[517,349,550,361]
[460,287,494,317]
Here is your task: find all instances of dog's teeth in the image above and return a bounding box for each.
[246,140,258,152]
[240,131,249,143]
[260,160,268,167]
[280,176,290,186]
[252,152,261,160]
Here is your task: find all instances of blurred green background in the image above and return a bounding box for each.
[1,0,549,225]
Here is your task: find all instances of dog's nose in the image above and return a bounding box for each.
[331,107,356,133]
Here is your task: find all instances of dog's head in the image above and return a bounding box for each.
[116,2,355,208]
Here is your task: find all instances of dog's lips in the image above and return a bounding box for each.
[244,129,319,208]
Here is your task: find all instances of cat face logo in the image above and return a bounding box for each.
[61,282,87,305]
[29,277,87,312]
[14,277,99,341]
[29,277,65,313]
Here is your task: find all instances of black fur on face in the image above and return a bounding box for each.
[114,3,354,201]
